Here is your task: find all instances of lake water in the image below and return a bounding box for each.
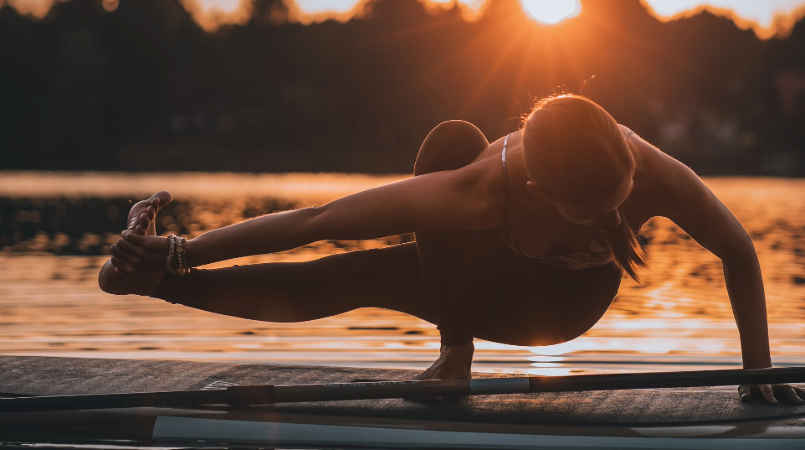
[1,172,804,376]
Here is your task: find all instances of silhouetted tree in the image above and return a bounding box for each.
[0,0,803,175]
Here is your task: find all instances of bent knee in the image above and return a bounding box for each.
[414,120,489,176]
[431,120,483,137]
[423,120,487,149]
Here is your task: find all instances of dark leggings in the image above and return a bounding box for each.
[153,121,623,347]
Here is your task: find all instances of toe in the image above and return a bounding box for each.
[150,191,173,210]
[137,214,149,234]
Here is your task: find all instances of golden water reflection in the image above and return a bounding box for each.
[0,173,804,376]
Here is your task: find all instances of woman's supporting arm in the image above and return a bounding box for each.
[721,248,771,369]
[648,149,772,369]
[629,136,804,404]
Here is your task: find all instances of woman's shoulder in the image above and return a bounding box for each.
[442,143,510,223]
[627,130,694,183]
[625,129,710,217]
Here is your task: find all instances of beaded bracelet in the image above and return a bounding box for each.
[177,237,184,275]
[166,234,190,276]
[176,236,189,276]
[166,234,177,275]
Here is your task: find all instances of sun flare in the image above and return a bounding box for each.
[520,0,581,25]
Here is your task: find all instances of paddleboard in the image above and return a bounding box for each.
[1,355,805,449]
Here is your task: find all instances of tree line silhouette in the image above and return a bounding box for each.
[1,0,804,175]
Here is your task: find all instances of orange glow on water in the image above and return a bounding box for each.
[1,173,804,374]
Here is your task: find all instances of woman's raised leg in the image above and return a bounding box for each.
[146,120,492,329]
[102,193,438,324]
[152,242,435,323]
[101,120,493,380]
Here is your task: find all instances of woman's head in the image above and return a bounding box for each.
[520,94,647,281]
[521,94,633,216]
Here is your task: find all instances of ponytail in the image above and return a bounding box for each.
[605,208,647,283]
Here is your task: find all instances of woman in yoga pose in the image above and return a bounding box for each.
[99,94,803,404]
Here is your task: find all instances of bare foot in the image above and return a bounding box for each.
[127,192,172,237]
[98,192,172,296]
[414,342,474,380]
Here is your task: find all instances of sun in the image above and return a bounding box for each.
[520,0,581,25]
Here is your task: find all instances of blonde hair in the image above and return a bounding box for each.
[520,94,647,282]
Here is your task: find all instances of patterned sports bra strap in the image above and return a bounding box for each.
[502,133,509,165]
[499,133,511,219]
[501,133,510,182]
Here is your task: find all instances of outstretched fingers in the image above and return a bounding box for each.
[760,384,779,405]
[739,384,805,405]
[739,384,778,404]
[738,384,750,402]
[783,385,805,404]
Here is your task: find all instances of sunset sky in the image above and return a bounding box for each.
[189,0,803,24]
[7,0,805,37]
[198,0,804,27]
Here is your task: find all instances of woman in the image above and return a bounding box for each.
[99,94,803,404]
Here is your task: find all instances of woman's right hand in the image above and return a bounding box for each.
[739,383,805,405]
[109,230,170,276]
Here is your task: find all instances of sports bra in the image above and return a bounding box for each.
[497,133,615,270]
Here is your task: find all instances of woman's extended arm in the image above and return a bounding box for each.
[113,161,504,271]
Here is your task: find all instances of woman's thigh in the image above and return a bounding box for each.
[413,120,490,176]
[412,120,492,340]
[412,120,490,281]
[468,249,624,347]
[410,120,622,347]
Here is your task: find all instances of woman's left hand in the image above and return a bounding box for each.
[739,384,805,405]
[109,230,170,276]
